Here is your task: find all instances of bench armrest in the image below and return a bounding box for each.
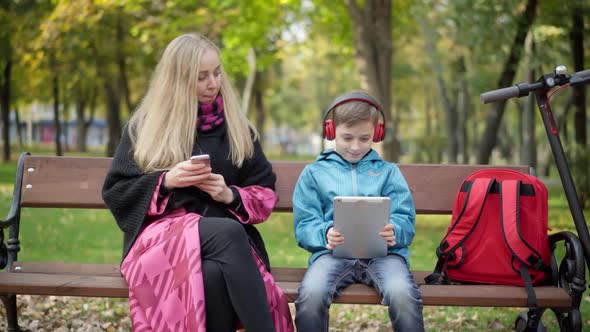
[548,231,586,310]
[0,152,28,228]
[0,199,20,229]
[0,152,29,270]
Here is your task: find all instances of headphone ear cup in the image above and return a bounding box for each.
[373,122,385,142]
[324,119,335,140]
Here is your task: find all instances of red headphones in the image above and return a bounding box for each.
[322,92,386,142]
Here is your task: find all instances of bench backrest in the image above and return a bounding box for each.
[16,154,532,214]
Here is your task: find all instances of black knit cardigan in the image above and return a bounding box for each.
[102,123,276,269]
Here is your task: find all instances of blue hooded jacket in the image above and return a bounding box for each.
[293,149,416,266]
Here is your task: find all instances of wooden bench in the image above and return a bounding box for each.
[0,153,585,331]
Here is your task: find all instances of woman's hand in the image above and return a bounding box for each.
[198,173,235,204]
[163,160,211,190]
[379,223,396,247]
[326,227,344,250]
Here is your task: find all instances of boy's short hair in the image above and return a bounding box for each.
[332,92,380,128]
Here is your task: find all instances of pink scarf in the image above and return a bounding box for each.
[197,95,224,132]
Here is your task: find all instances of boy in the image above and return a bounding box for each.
[293,91,424,331]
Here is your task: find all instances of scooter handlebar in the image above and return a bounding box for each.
[480,86,520,104]
[481,68,590,104]
[574,69,590,78]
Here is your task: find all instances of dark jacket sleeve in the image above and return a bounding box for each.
[101,129,163,258]
[233,137,277,270]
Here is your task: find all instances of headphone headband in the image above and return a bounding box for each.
[322,92,386,142]
[326,92,383,114]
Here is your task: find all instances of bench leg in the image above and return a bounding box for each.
[552,308,582,332]
[547,231,586,332]
[514,309,547,332]
[0,294,21,332]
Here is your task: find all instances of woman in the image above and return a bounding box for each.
[102,33,293,332]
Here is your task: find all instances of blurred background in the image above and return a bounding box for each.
[1,1,589,330]
[1,1,588,192]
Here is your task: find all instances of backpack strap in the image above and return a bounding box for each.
[439,177,495,255]
[425,177,495,285]
[500,180,550,273]
[519,264,538,308]
[501,179,551,308]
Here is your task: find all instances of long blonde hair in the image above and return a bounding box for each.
[129,33,258,172]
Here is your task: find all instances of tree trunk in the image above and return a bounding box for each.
[569,2,587,207]
[570,4,586,146]
[456,57,469,164]
[0,47,10,161]
[521,33,536,168]
[62,99,70,152]
[424,97,432,163]
[345,0,396,161]
[14,106,23,148]
[50,52,63,156]
[0,0,11,161]
[476,0,537,164]
[242,48,256,116]
[105,84,122,157]
[78,85,97,152]
[116,9,134,115]
[522,79,537,168]
[87,85,97,140]
[75,96,88,152]
[253,71,266,145]
[434,102,444,163]
[419,18,458,163]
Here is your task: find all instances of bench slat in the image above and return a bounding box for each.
[19,156,531,213]
[7,263,454,286]
[398,164,531,213]
[0,272,128,298]
[11,262,121,277]
[11,262,312,281]
[271,161,306,212]
[20,156,112,209]
[0,272,570,308]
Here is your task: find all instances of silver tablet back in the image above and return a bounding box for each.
[332,196,390,259]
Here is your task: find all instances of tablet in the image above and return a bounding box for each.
[332,196,390,259]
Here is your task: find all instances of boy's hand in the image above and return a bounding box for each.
[379,223,396,247]
[326,227,344,250]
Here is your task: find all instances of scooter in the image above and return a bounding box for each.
[481,66,590,332]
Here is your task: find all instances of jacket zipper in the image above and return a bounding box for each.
[351,164,358,195]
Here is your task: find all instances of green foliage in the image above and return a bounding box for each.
[565,143,590,209]
[203,0,302,78]
[306,0,353,47]
[265,35,360,132]
[409,134,446,163]
[3,0,588,185]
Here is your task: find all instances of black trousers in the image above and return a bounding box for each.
[199,217,276,332]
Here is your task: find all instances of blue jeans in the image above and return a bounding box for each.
[295,254,424,332]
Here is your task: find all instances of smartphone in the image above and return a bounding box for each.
[190,154,210,167]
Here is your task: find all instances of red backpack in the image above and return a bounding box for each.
[425,168,552,307]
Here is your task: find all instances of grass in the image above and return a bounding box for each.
[0,150,589,330]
